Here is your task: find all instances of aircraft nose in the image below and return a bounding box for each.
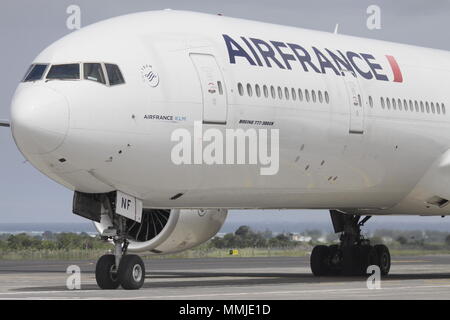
[11,86,69,155]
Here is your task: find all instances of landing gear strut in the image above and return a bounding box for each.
[95,195,145,290]
[310,210,391,277]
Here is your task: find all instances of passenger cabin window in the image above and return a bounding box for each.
[270,86,276,99]
[298,89,303,101]
[23,64,48,82]
[376,95,447,118]
[263,85,268,98]
[255,84,261,97]
[105,63,125,86]
[238,83,244,96]
[46,64,80,80]
[84,63,106,84]
[247,83,253,97]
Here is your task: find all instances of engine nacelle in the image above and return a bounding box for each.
[94,208,227,254]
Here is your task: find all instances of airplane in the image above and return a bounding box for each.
[3,9,450,290]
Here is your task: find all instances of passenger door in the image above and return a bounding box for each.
[342,70,364,134]
[190,53,227,124]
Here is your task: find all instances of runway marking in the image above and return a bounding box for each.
[3,284,450,299]
[424,279,450,284]
[0,263,94,271]
[391,260,428,263]
[143,284,450,299]
[0,290,98,296]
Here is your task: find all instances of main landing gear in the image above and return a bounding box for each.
[95,196,145,290]
[95,238,145,290]
[310,210,391,277]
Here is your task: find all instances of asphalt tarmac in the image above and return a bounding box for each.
[0,255,450,299]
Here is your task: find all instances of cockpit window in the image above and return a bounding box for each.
[46,64,80,80]
[84,63,106,84]
[23,64,49,82]
[105,64,125,86]
[27,62,124,86]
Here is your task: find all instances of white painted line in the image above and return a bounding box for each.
[145,284,450,299]
[0,289,100,296]
[3,283,448,299]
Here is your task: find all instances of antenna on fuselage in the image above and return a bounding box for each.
[334,23,339,34]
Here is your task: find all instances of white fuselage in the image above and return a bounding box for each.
[10,10,450,216]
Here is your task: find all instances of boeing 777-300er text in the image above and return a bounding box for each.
[3,10,450,289]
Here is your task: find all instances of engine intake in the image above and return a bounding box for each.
[127,209,170,242]
[94,208,227,254]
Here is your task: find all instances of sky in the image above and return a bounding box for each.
[1,0,450,231]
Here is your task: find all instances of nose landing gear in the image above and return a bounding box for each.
[95,238,146,290]
[95,254,120,289]
[117,254,145,290]
[310,210,391,277]
[95,195,145,290]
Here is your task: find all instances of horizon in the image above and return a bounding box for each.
[1,210,450,234]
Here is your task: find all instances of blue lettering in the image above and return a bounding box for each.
[222,34,394,83]
[250,38,285,69]
[346,51,373,79]
[325,49,354,75]
[313,47,340,75]
[223,34,256,65]
[241,37,263,66]
[361,53,388,81]
[271,41,297,70]
[287,43,321,73]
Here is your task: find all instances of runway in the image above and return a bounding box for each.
[1,255,450,299]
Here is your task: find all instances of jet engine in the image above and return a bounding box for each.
[94,208,227,254]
